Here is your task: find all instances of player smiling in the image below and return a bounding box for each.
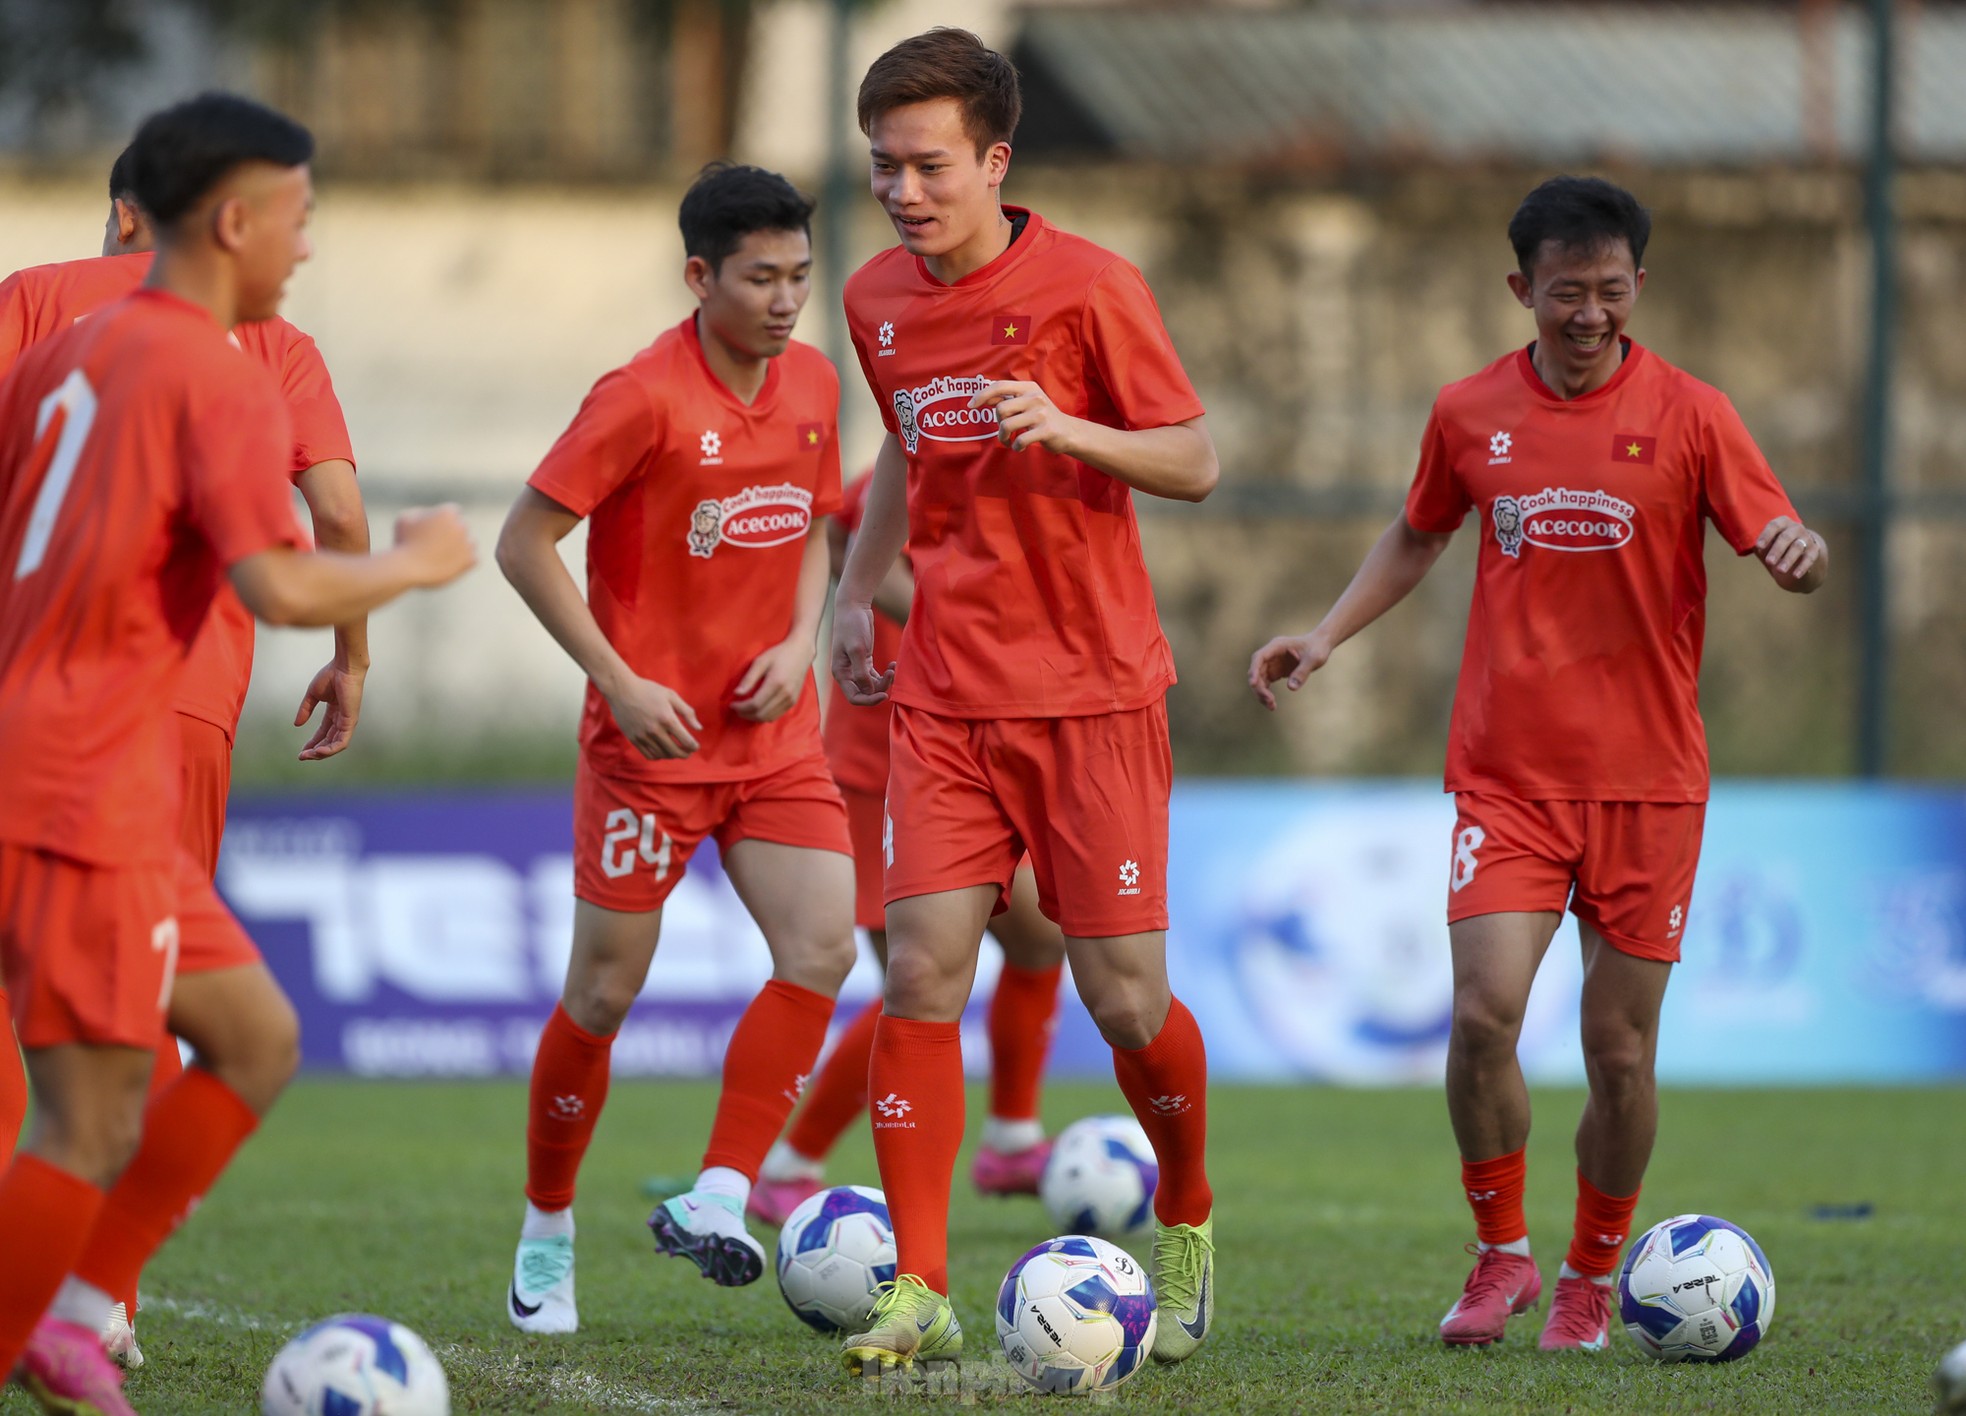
[1250,175,1827,1353]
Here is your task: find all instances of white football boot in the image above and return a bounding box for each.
[508,1233,577,1334]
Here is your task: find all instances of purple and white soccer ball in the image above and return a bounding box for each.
[1039,1115,1158,1242]
[774,1184,897,1333]
[997,1235,1157,1394]
[260,1313,449,1415]
[1618,1214,1775,1362]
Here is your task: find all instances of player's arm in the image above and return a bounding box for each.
[1752,516,1828,593]
[733,518,831,723]
[831,433,909,704]
[829,511,914,624]
[971,382,1218,503]
[289,458,372,760]
[1248,512,1454,710]
[495,486,702,759]
[229,505,475,627]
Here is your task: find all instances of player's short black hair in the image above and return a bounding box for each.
[1508,176,1651,278]
[108,143,136,202]
[125,92,314,228]
[678,162,815,275]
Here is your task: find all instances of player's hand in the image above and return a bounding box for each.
[293,659,365,761]
[733,638,811,723]
[1248,631,1332,710]
[972,380,1082,455]
[1755,515,1825,582]
[831,599,896,706]
[607,677,702,759]
[394,504,477,586]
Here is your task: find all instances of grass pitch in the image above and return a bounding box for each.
[8,1080,1960,1414]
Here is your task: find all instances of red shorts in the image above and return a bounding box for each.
[573,753,852,913]
[884,701,1170,938]
[843,786,888,932]
[1446,793,1706,962]
[177,714,233,881]
[0,845,260,1049]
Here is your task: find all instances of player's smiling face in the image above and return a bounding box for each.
[1508,238,1645,395]
[867,99,1010,267]
[230,161,314,324]
[688,227,812,362]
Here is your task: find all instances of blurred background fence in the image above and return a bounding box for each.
[1,0,1960,788]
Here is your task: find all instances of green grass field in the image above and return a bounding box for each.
[8,1080,1961,1414]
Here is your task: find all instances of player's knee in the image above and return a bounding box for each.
[879,947,965,1021]
[1450,992,1524,1058]
[774,928,858,994]
[1084,989,1158,1051]
[1580,1024,1651,1094]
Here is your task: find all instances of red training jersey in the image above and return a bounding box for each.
[1404,341,1800,803]
[821,470,904,794]
[0,252,355,738]
[0,289,303,866]
[528,315,842,783]
[844,207,1205,719]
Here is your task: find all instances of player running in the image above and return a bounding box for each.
[750,468,1069,1227]
[1249,176,1827,1352]
[0,142,370,1370]
[497,162,857,1334]
[830,29,1220,1375]
[0,93,473,1415]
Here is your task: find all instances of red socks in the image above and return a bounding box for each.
[71,1067,259,1306]
[147,1035,185,1103]
[987,962,1062,1124]
[1567,1169,1640,1277]
[785,997,880,1161]
[1112,996,1213,1227]
[0,998,24,1157]
[525,1004,614,1211]
[0,1156,105,1376]
[702,980,834,1178]
[867,1014,965,1294]
[1461,1147,1529,1245]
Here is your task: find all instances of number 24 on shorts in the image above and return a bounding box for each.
[600,809,673,881]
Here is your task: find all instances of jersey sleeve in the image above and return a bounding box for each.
[183,368,306,567]
[812,365,843,519]
[836,468,871,534]
[276,329,356,480]
[1080,259,1206,430]
[1403,405,1471,532]
[0,271,34,383]
[1699,394,1800,555]
[528,369,657,517]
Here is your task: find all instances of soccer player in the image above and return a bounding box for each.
[0,142,369,1369]
[1249,176,1827,1351]
[750,468,1069,1226]
[830,29,1220,1373]
[497,162,857,1334]
[0,92,473,1413]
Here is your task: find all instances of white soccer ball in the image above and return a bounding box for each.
[997,1235,1157,1395]
[1039,1115,1158,1241]
[1934,1338,1966,1413]
[775,1184,897,1333]
[1618,1214,1775,1362]
[261,1314,449,1416]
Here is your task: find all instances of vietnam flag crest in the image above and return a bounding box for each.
[990,314,1031,346]
[1614,433,1657,465]
[796,421,826,453]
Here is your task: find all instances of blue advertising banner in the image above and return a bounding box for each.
[218,784,1966,1083]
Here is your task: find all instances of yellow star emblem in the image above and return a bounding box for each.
[1626,442,1643,458]
[806,429,819,446]
[1003,322,1018,339]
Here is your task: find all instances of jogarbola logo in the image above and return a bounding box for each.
[1493,487,1636,558]
[892,375,997,454]
[686,483,815,558]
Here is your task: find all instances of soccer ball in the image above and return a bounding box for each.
[1934,1338,1966,1413]
[1039,1115,1158,1241]
[1617,1214,1775,1362]
[261,1314,449,1415]
[774,1184,897,1333]
[996,1235,1157,1394]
